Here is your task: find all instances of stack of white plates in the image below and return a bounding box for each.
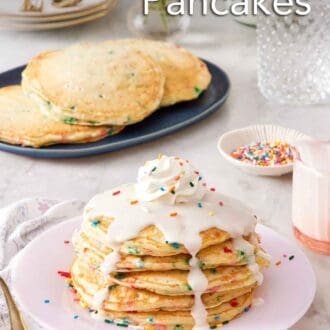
[0,0,118,31]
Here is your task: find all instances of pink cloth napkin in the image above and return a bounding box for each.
[0,198,84,329]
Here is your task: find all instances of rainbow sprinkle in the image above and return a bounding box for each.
[57,271,71,278]
[229,299,239,307]
[91,219,101,227]
[231,141,294,166]
[223,246,232,253]
[169,242,180,249]
[151,166,157,173]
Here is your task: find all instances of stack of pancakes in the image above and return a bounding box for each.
[70,156,270,329]
[0,40,211,148]
[72,223,269,329]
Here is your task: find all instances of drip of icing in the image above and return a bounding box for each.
[92,288,109,309]
[71,229,79,247]
[189,258,208,329]
[83,155,259,329]
[100,245,120,279]
[232,237,264,285]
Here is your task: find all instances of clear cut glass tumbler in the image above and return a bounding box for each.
[257,1,330,104]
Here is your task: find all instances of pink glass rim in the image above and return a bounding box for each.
[294,139,330,172]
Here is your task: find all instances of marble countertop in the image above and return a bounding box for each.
[0,1,329,329]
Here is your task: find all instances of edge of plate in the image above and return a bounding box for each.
[256,224,317,330]
[11,217,82,330]
[0,8,111,30]
[10,220,316,330]
[0,1,112,22]
[0,0,113,17]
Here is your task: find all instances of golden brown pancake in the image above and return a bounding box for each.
[22,42,165,126]
[0,85,123,148]
[103,39,212,107]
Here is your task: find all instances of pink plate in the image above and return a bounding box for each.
[11,218,316,330]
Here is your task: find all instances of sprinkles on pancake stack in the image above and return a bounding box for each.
[69,155,270,329]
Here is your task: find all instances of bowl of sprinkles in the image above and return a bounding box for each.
[218,125,309,176]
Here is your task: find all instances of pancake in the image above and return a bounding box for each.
[73,226,270,272]
[104,39,212,107]
[79,215,231,256]
[0,85,123,148]
[88,293,254,329]
[202,284,256,309]
[73,253,259,298]
[197,241,247,269]
[119,225,232,257]
[116,254,191,272]
[71,259,194,312]
[73,235,191,271]
[110,267,256,296]
[22,42,165,126]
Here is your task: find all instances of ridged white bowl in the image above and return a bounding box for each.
[217,125,309,176]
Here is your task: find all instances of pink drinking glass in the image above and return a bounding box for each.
[292,140,330,254]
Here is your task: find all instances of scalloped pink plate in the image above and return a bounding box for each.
[11,217,316,330]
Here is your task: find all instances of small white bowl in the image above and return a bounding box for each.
[217,125,309,176]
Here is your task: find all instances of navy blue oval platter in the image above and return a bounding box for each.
[0,60,230,158]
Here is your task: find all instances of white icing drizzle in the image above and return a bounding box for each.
[83,155,261,328]
[233,237,263,285]
[100,245,120,279]
[189,258,208,329]
[92,288,109,309]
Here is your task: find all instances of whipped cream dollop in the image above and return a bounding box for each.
[136,155,206,204]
